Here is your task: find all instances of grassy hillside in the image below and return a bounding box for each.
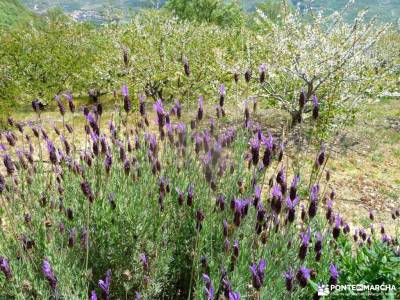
[0,0,32,27]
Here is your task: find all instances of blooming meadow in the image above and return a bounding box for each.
[1,58,399,299]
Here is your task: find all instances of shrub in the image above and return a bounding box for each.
[0,81,399,299]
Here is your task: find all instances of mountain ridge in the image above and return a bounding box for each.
[18,0,400,24]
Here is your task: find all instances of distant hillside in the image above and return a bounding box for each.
[0,0,32,27]
[292,0,400,24]
[20,0,400,24]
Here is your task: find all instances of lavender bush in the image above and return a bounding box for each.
[0,82,399,299]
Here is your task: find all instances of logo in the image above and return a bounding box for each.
[317,283,397,297]
[318,284,330,296]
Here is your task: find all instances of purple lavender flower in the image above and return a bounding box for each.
[175,187,184,205]
[105,154,112,174]
[286,196,299,223]
[63,123,73,134]
[254,185,261,206]
[122,85,131,113]
[55,95,66,115]
[276,166,287,193]
[194,133,203,154]
[197,96,204,121]
[326,200,333,221]
[5,132,16,146]
[135,292,141,300]
[81,227,88,249]
[219,84,226,107]
[229,291,240,300]
[296,266,310,288]
[299,227,311,260]
[98,269,111,300]
[329,264,339,285]
[68,228,77,248]
[259,64,266,83]
[42,259,57,290]
[250,136,260,166]
[233,240,239,257]
[289,175,300,200]
[359,228,367,241]
[271,185,282,215]
[138,94,146,116]
[83,106,90,116]
[81,180,94,203]
[3,154,15,175]
[232,199,248,226]
[250,259,266,290]
[244,69,252,83]
[196,209,205,231]
[343,223,350,234]
[202,274,214,300]
[45,139,58,164]
[332,215,341,240]
[315,232,323,253]
[316,146,326,167]
[369,209,374,221]
[139,253,148,272]
[187,184,194,206]
[299,88,306,109]
[312,95,319,119]
[308,184,319,218]
[222,219,228,237]
[353,228,359,242]
[32,99,44,112]
[153,99,165,127]
[0,257,12,279]
[63,92,75,113]
[86,113,100,135]
[174,99,182,119]
[91,290,98,300]
[183,58,190,76]
[381,234,391,244]
[284,269,294,291]
[7,117,14,126]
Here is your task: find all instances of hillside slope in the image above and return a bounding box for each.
[20,0,400,24]
[0,0,32,27]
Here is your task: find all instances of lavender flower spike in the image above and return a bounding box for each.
[122,85,131,113]
[284,269,294,291]
[329,264,339,285]
[63,92,75,113]
[0,256,12,279]
[250,259,266,290]
[90,290,98,300]
[229,291,240,300]
[197,96,204,121]
[55,95,66,115]
[202,274,214,300]
[259,63,266,83]
[296,266,310,288]
[42,259,57,290]
[183,57,190,76]
[312,95,319,119]
[286,196,299,223]
[299,226,311,260]
[98,269,111,300]
[219,84,226,107]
